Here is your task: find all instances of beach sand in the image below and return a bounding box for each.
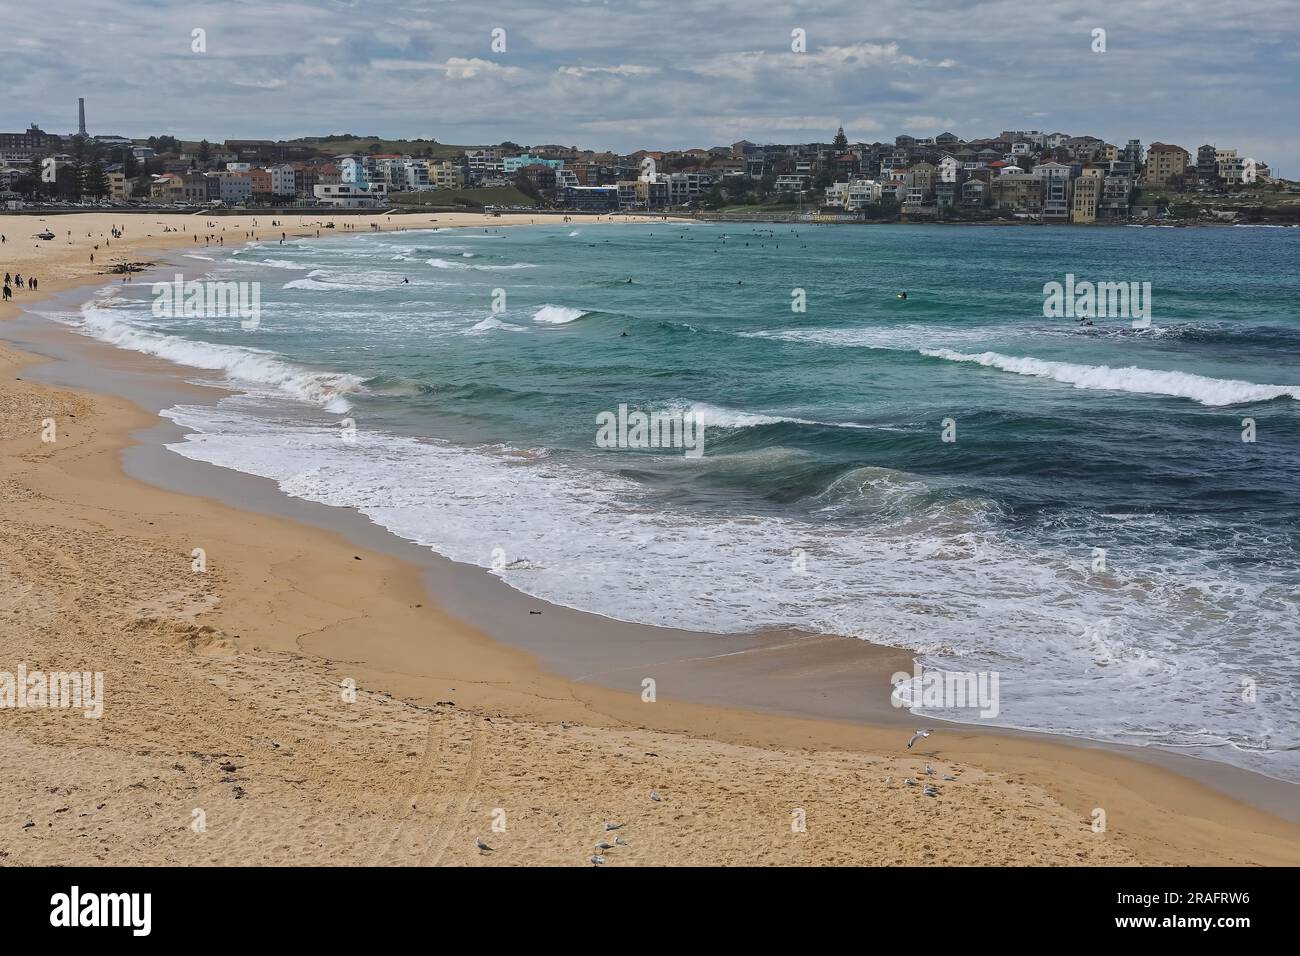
[1,211,1298,866]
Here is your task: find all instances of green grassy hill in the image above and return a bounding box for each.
[299,137,470,160]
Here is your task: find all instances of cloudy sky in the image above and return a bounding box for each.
[3,0,1297,170]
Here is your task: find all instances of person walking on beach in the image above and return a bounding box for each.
[30,277,37,291]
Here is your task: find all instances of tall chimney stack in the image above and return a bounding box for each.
[78,97,86,136]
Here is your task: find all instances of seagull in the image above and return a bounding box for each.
[883,776,893,785]
[595,841,614,851]
[590,854,606,865]
[943,775,957,782]
[922,786,939,797]
[650,790,663,802]
[604,822,625,831]
[924,764,935,776]
[904,777,918,787]
[475,837,494,853]
[907,729,932,750]
[613,836,630,847]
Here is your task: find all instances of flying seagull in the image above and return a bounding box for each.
[475,837,494,853]
[907,729,932,750]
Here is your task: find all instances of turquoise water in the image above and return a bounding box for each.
[54,221,1300,780]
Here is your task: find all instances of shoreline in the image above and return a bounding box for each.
[3,212,1298,865]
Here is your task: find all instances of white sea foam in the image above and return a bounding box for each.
[235,258,312,271]
[154,399,1299,781]
[922,348,1300,406]
[427,256,534,271]
[678,401,873,431]
[532,305,589,324]
[282,268,438,292]
[466,316,528,334]
[60,301,363,412]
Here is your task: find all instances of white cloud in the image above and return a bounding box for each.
[557,65,659,77]
[0,0,1291,166]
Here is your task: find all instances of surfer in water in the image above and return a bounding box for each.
[897,292,908,300]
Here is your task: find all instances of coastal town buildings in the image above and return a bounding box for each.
[0,116,1284,220]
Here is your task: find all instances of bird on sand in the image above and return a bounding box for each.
[476,837,494,853]
[595,841,614,851]
[590,854,606,865]
[604,822,625,831]
[922,786,939,797]
[650,790,663,802]
[613,836,631,847]
[907,729,932,750]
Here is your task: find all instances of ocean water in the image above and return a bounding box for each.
[48,222,1300,781]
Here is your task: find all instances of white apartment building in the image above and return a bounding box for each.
[1216,148,1244,184]
[825,179,884,211]
[268,164,296,197]
[313,181,389,207]
[215,174,253,205]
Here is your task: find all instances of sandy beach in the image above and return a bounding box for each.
[2,211,1298,866]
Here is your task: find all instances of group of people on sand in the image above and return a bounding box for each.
[3,271,39,301]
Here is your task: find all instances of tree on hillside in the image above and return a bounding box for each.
[26,156,46,198]
[82,161,110,199]
[56,163,82,200]
[513,171,542,202]
[147,135,180,154]
[198,139,211,164]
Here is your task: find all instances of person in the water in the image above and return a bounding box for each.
[897,292,908,300]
